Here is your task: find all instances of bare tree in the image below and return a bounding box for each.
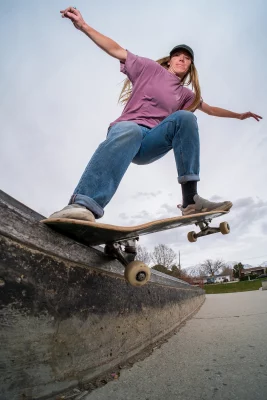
[151,244,177,270]
[187,265,203,277]
[221,265,233,277]
[136,245,151,264]
[200,259,225,276]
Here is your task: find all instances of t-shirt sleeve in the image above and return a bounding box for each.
[182,90,203,111]
[120,50,157,84]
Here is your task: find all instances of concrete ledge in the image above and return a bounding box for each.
[0,191,205,400]
[262,281,267,290]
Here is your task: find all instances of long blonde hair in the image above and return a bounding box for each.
[119,56,201,112]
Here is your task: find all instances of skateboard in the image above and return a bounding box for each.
[42,210,230,287]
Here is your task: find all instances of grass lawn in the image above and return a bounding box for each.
[204,280,264,294]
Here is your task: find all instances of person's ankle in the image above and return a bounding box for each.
[181,181,198,208]
[183,195,197,208]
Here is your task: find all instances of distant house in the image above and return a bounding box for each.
[214,274,231,283]
[201,275,231,284]
[241,267,266,277]
[191,266,267,284]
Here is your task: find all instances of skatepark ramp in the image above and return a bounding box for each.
[0,190,205,400]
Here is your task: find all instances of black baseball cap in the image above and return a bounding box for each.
[170,44,194,61]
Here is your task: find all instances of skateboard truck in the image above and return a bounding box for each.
[104,238,151,286]
[104,238,138,265]
[187,219,230,242]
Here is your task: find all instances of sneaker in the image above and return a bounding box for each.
[178,194,232,216]
[48,204,95,222]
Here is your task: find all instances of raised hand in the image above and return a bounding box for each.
[239,112,262,122]
[60,6,85,30]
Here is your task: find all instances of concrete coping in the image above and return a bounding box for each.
[0,190,194,290]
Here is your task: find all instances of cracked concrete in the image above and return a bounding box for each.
[83,291,267,400]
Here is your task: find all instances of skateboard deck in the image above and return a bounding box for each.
[41,210,229,247]
[42,211,230,286]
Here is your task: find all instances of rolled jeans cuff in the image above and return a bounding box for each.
[69,194,104,219]
[178,174,200,184]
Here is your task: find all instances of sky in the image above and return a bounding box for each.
[1,0,267,269]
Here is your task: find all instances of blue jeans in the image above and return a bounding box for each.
[69,110,200,218]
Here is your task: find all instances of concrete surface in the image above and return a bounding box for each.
[84,291,267,400]
[0,189,194,288]
[0,190,204,400]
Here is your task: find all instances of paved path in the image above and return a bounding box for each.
[85,290,267,400]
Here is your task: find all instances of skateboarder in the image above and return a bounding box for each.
[50,6,262,222]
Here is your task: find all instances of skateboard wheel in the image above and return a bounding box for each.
[219,221,230,235]
[188,231,197,243]
[124,261,151,287]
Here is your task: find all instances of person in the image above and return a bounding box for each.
[50,6,262,222]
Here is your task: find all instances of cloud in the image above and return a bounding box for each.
[130,210,151,220]
[229,197,267,232]
[118,202,180,226]
[261,222,267,234]
[159,203,179,214]
[118,212,128,220]
[257,136,267,149]
[232,197,256,209]
[132,191,162,199]
[208,195,223,202]
[118,209,155,226]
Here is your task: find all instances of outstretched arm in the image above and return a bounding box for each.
[198,102,262,122]
[60,7,127,61]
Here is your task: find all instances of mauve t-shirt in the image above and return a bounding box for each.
[110,50,199,129]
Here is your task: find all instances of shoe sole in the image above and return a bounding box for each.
[182,201,233,216]
[49,210,95,222]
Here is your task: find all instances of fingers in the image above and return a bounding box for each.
[64,11,78,21]
[60,6,78,14]
[255,114,262,120]
[251,113,262,122]
[241,112,263,122]
[60,6,79,18]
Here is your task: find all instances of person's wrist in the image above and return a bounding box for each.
[80,21,88,32]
